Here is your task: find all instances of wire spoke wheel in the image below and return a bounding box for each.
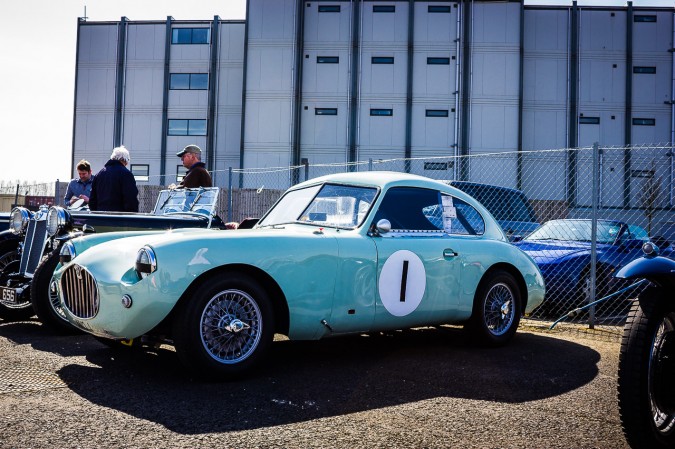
[483,282,515,336]
[200,289,262,364]
[648,313,675,435]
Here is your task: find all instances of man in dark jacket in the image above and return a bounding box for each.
[89,146,139,212]
[175,144,212,188]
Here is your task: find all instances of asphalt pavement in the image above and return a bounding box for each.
[0,318,628,449]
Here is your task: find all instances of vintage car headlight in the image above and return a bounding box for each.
[59,241,77,264]
[47,206,70,237]
[135,246,157,279]
[9,207,31,235]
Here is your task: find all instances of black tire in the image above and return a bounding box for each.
[172,272,275,380]
[31,249,78,333]
[618,287,675,448]
[466,270,521,346]
[0,241,34,321]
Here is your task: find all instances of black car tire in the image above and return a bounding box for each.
[618,287,675,448]
[466,270,521,347]
[31,249,78,333]
[0,241,34,321]
[172,272,275,380]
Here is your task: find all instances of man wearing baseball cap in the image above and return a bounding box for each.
[174,144,212,188]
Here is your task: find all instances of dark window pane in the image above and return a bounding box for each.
[131,164,149,182]
[190,74,209,89]
[424,162,449,170]
[634,15,656,22]
[370,109,393,116]
[579,116,600,124]
[318,5,340,12]
[427,57,450,65]
[633,66,656,74]
[633,118,656,126]
[373,5,395,12]
[188,119,207,136]
[170,74,190,90]
[315,108,338,116]
[172,29,192,44]
[191,28,210,44]
[317,56,339,64]
[168,119,188,135]
[428,5,451,13]
[372,56,394,64]
[426,110,449,117]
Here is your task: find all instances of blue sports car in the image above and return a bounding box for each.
[513,219,674,315]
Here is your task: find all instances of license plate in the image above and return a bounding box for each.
[0,286,17,304]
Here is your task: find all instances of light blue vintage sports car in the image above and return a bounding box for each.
[55,172,545,379]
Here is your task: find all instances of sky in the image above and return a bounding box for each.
[0,0,672,185]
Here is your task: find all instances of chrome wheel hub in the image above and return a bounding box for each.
[484,282,515,336]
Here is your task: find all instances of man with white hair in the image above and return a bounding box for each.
[89,146,139,212]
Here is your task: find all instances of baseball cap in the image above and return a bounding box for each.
[177,144,202,157]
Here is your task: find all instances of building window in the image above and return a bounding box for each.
[318,5,340,12]
[315,108,338,116]
[427,57,450,65]
[424,162,449,170]
[131,164,149,182]
[426,109,449,117]
[373,5,395,13]
[634,15,657,23]
[176,165,187,182]
[579,116,600,125]
[171,28,210,44]
[168,119,207,136]
[633,118,656,126]
[170,73,209,90]
[633,66,656,74]
[317,56,339,64]
[428,5,451,13]
[372,56,394,64]
[370,109,393,116]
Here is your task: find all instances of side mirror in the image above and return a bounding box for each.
[510,234,523,243]
[82,224,95,234]
[376,219,391,235]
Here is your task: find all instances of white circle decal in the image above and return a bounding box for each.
[378,250,426,317]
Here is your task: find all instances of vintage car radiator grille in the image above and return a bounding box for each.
[19,219,48,276]
[61,264,99,319]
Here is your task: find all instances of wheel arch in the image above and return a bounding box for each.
[480,262,528,315]
[169,263,290,336]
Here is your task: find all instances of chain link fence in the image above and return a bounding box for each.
[15,143,675,335]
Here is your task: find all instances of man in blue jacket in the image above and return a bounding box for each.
[89,146,139,212]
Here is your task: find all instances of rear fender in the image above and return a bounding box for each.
[616,256,675,289]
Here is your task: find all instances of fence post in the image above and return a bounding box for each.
[302,158,309,182]
[13,184,19,208]
[228,167,233,223]
[369,158,373,171]
[588,142,600,329]
[55,179,60,206]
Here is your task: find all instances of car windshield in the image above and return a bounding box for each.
[152,187,219,217]
[525,220,647,244]
[258,183,378,229]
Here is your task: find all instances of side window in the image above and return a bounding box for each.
[375,187,443,231]
[447,196,485,235]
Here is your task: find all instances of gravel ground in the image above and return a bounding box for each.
[0,319,628,449]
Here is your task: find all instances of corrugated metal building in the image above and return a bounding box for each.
[72,0,675,194]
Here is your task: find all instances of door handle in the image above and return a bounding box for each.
[443,249,458,258]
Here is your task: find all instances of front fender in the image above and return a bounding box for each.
[616,256,675,289]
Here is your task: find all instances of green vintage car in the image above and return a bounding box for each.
[55,172,545,379]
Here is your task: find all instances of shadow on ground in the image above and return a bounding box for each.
[20,326,603,434]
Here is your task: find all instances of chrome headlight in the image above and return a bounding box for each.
[135,246,157,279]
[9,207,31,235]
[47,206,70,237]
[59,241,77,264]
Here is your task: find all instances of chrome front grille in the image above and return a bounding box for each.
[19,219,48,276]
[60,264,99,319]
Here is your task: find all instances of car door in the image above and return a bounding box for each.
[369,187,470,330]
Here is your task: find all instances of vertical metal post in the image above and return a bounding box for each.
[228,167,233,223]
[589,141,600,329]
[14,184,19,208]
[55,180,60,206]
[369,158,373,171]
[303,158,309,182]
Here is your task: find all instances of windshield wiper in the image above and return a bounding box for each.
[159,190,179,211]
[188,189,205,212]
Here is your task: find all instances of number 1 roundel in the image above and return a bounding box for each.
[378,250,426,317]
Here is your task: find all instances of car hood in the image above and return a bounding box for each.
[513,239,593,263]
